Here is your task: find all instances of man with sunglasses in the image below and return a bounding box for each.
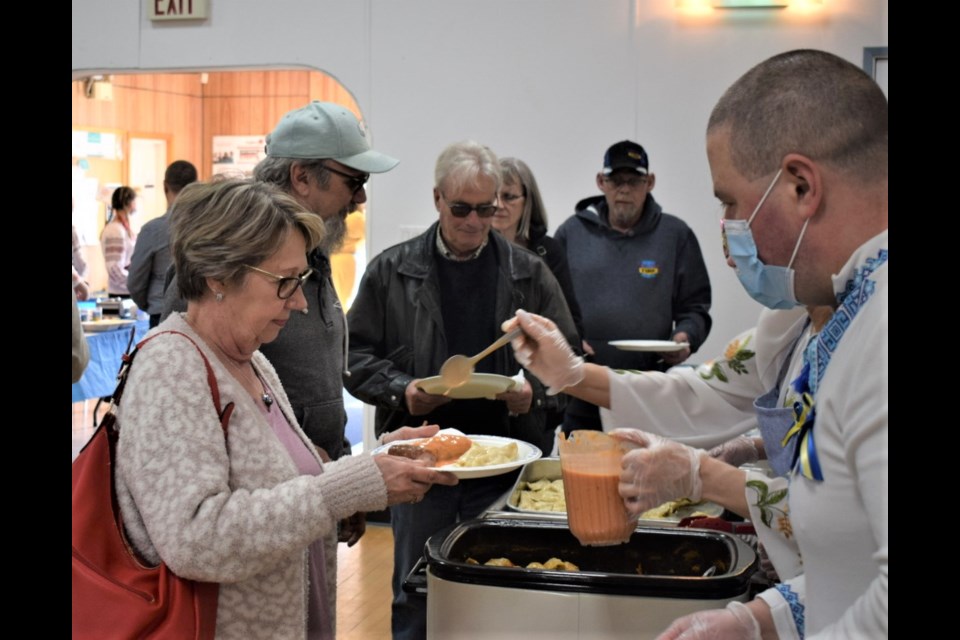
[162,102,398,555]
[345,140,579,640]
[554,139,712,434]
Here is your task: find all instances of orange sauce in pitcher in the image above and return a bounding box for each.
[562,469,634,546]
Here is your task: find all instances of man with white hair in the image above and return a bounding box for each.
[346,140,579,640]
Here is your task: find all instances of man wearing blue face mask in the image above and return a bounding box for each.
[505,49,887,640]
[722,168,809,310]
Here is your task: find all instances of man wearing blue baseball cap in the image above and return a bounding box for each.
[554,139,713,434]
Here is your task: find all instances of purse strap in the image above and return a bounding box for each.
[110,330,234,431]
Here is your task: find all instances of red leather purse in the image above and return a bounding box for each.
[72,331,234,639]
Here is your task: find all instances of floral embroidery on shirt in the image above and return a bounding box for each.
[747,478,791,536]
[698,334,755,382]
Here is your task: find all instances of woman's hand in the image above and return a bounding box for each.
[373,454,459,506]
[381,423,441,445]
[609,429,704,517]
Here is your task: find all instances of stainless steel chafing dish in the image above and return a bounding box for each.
[416,517,758,640]
[496,457,724,525]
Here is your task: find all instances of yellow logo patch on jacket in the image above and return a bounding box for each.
[638,260,659,278]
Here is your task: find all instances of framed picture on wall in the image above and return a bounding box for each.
[863,47,888,98]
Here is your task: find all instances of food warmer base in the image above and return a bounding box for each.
[418,517,757,640]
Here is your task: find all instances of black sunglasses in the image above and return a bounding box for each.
[440,192,498,218]
[323,164,370,195]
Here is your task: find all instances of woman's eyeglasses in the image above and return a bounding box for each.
[499,192,525,205]
[323,164,370,195]
[440,192,498,218]
[244,265,314,299]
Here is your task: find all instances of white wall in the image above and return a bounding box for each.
[73,0,888,361]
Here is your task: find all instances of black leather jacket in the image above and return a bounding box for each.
[345,223,579,454]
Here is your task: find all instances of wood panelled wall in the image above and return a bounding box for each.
[200,70,360,176]
[72,69,361,182]
[72,74,204,182]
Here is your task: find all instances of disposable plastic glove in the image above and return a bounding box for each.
[503,309,584,395]
[609,429,704,517]
[656,601,761,640]
[707,436,760,468]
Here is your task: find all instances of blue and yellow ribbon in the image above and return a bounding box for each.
[784,390,823,481]
[783,247,887,484]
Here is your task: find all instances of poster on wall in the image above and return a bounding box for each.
[73,129,121,159]
[212,135,267,177]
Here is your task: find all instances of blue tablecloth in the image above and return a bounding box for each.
[72,319,150,403]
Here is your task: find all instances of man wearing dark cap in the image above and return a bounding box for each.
[127,159,198,327]
[162,102,398,554]
[555,140,712,433]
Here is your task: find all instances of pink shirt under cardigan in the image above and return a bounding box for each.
[259,379,332,640]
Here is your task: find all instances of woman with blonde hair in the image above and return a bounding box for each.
[495,157,583,342]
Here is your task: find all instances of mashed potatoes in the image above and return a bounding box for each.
[451,441,519,467]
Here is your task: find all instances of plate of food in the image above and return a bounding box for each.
[371,431,541,479]
[82,318,137,333]
[609,340,690,352]
[416,373,518,400]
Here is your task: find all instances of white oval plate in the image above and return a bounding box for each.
[416,373,517,400]
[370,434,541,479]
[609,340,690,352]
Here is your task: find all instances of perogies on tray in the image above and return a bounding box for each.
[450,441,519,467]
[517,479,566,512]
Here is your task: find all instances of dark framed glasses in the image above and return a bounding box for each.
[602,174,650,189]
[323,164,370,195]
[244,265,314,299]
[440,192,498,218]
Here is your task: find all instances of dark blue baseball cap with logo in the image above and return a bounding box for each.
[602,140,649,175]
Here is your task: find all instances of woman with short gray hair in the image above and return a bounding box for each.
[114,178,457,639]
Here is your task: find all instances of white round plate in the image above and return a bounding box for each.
[609,340,690,352]
[416,373,517,400]
[370,434,541,479]
[82,318,137,333]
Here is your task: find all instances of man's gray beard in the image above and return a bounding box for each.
[320,212,347,254]
[610,205,642,230]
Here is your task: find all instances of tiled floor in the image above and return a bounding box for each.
[72,399,395,638]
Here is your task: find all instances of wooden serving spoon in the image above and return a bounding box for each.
[437,328,523,392]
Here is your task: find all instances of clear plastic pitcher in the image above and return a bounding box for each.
[558,430,634,546]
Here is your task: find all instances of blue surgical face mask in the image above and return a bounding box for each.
[722,169,809,310]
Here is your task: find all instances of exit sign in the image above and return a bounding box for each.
[149,0,208,21]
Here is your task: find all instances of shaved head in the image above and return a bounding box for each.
[708,49,887,184]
